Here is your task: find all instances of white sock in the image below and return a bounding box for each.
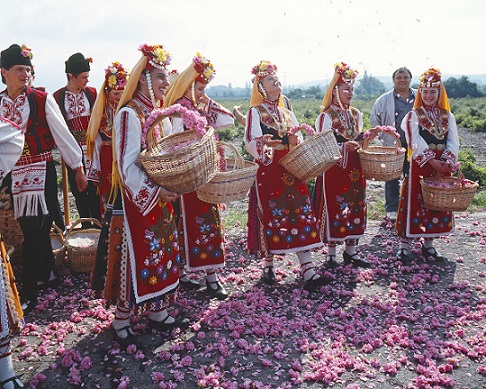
[206,269,217,283]
[112,306,132,338]
[296,251,318,281]
[148,309,170,323]
[0,338,17,385]
[263,256,274,270]
[344,244,356,255]
[423,238,433,249]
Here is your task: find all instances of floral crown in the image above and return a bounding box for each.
[20,45,33,60]
[104,62,129,90]
[419,67,442,88]
[334,62,359,84]
[139,44,172,70]
[193,52,215,84]
[251,60,277,78]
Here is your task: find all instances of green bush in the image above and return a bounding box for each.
[459,149,486,188]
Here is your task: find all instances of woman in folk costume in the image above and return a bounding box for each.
[313,62,371,268]
[86,62,129,216]
[163,53,234,300]
[91,44,188,347]
[395,68,459,262]
[244,60,329,291]
[0,118,25,389]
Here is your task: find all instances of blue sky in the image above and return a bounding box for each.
[2,0,485,92]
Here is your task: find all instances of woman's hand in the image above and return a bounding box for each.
[262,134,282,148]
[158,187,179,202]
[345,140,360,152]
[428,159,451,174]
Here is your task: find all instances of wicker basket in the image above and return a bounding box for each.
[51,224,66,270]
[279,129,341,182]
[420,170,479,212]
[0,188,23,259]
[358,129,406,181]
[196,141,259,203]
[66,218,101,273]
[139,114,218,194]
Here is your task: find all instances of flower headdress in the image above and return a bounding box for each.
[250,60,283,108]
[104,61,129,90]
[334,62,359,85]
[20,45,33,60]
[419,67,441,88]
[193,52,215,84]
[251,60,278,78]
[138,44,172,70]
[164,53,216,108]
[320,61,359,112]
[414,67,450,111]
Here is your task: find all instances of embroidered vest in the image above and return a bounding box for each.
[22,88,55,156]
[255,105,294,144]
[327,106,360,142]
[415,106,449,144]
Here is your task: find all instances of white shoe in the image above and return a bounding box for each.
[386,211,397,220]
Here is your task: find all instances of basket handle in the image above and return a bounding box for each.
[363,127,401,151]
[51,223,66,244]
[216,141,244,170]
[145,114,175,150]
[66,218,102,240]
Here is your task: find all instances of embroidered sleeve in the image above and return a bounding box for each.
[403,111,435,168]
[0,119,23,185]
[205,99,234,130]
[115,108,160,216]
[442,112,459,163]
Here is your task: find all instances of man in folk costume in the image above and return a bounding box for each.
[0,118,25,389]
[395,68,459,262]
[244,60,329,291]
[313,62,371,268]
[163,53,234,299]
[86,62,129,216]
[0,44,87,314]
[53,52,101,225]
[92,44,189,347]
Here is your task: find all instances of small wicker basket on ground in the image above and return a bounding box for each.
[51,224,66,270]
[139,112,218,194]
[420,171,478,212]
[279,129,341,182]
[66,218,101,273]
[358,128,406,181]
[197,141,259,203]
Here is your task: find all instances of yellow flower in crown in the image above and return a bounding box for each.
[419,67,442,87]
[334,61,359,84]
[251,60,278,78]
[104,61,129,90]
[193,52,216,84]
[139,43,172,69]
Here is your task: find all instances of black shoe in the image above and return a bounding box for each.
[396,248,411,263]
[205,280,228,300]
[262,267,276,285]
[303,274,331,291]
[37,276,62,290]
[421,246,445,261]
[148,316,190,333]
[21,298,37,315]
[110,325,138,348]
[343,252,371,268]
[1,375,24,388]
[179,277,201,290]
[325,255,339,268]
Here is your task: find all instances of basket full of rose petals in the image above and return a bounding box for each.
[358,126,406,181]
[196,141,259,204]
[420,166,478,212]
[139,104,218,194]
[66,218,102,273]
[278,124,341,182]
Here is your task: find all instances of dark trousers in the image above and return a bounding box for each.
[66,163,101,224]
[18,161,58,302]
